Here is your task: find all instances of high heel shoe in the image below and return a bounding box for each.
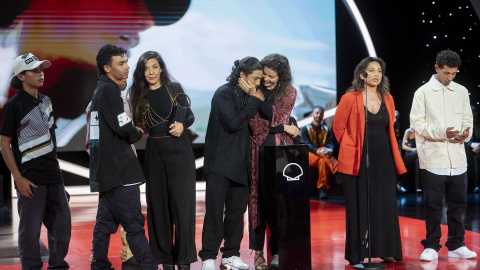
[254,250,267,270]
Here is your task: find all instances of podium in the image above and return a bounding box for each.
[264,145,311,270]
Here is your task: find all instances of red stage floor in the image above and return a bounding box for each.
[0,192,478,269]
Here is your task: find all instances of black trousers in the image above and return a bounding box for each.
[92,185,157,270]
[144,135,197,265]
[17,183,71,270]
[421,170,468,251]
[249,149,278,256]
[198,173,249,261]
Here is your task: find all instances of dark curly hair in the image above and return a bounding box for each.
[226,56,262,86]
[128,51,174,129]
[436,49,461,69]
[347,57,390,100]
[96,44,127,77]
[261,53,292,101]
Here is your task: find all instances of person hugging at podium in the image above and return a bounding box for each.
[241,53,299,270]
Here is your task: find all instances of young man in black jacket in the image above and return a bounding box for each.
[89,44,157,270]
[199,57,265,270]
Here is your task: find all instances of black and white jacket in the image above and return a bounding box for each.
[89,75,144,192]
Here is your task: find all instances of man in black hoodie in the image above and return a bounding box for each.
[89,44,157,270]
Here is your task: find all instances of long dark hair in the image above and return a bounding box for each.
[226,56,262,86]
[128,51,174,129]
[347,57,390,100]
[261,53,292,101]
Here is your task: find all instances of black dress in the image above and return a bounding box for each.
[342,103,403,264]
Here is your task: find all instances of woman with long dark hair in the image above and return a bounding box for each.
[240,54,299,270]
[128,51,196,270]
[333,57,406,265]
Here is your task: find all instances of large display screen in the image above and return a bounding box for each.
[0,0,336,150]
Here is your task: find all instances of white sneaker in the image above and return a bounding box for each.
[270,254,279,268]
[221,256,250,270]
[448,246,477,259]
[420,248,438,261]
[202,259,215,270]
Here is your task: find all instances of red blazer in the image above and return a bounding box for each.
[333,91,406,176]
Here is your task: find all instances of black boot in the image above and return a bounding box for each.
[319,186,327,199]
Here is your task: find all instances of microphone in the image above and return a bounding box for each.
[363,71,368,79]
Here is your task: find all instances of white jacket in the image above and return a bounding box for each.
[410,75,473,169]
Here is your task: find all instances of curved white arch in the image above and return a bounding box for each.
[292,0,378,129]
[343,0,377,57]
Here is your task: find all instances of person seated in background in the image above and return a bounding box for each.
[402,127,422,193]
[300,106,337,199]
[465,105,480,193]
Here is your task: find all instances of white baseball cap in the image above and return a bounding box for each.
[10,53,51,82]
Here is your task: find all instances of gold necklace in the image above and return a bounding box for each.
[146,85,175,128]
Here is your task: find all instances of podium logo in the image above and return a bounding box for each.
[283,163,303,181]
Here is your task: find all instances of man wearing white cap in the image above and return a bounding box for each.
[0,53,71,270]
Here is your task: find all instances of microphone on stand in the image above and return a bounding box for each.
[363,71,368,80]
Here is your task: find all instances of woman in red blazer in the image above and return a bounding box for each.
[333,57,406,265]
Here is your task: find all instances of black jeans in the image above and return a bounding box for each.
[198,173,249,261]
[17,183,71,270]
[421,170,467,251]
[92,185,157,270]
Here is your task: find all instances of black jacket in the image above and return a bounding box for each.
[203,83,262,185]
[89,75,144,192]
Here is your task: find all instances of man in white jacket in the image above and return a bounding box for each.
[410,49,477,261]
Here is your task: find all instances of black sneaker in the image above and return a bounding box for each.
[122,257,141,270]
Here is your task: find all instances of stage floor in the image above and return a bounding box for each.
[0,190,479,270]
